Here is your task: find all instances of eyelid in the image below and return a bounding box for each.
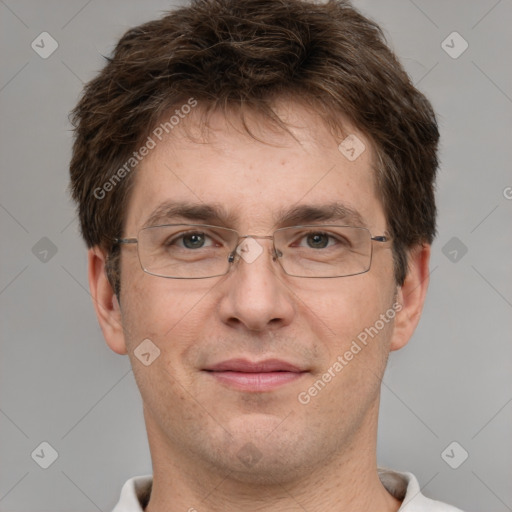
[287,228,347,246]
[167,227,228,247]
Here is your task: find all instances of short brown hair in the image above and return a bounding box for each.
[70,0,439,293]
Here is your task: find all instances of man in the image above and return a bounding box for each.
[69,0,463,510]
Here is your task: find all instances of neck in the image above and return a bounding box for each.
[143,401,401,512]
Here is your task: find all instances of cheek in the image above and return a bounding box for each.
[291,274,395,355]
[120,270,162,346]
[291,272,397,418]
[119,263,217,357]
[120,273,207,404]
[295,283,396,430]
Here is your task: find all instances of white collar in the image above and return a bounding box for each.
[112,468,464,511]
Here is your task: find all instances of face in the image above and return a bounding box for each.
[100,101,413,484]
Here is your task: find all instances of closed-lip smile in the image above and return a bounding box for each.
[203,358,307,392]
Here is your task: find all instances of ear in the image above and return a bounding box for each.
[88,247,127,355]
[390,244,431,352]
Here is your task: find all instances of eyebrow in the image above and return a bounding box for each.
[142,201,236,228]
[276,203,367,228]
[142,200,367,230]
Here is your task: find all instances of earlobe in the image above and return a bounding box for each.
[390,244,431,352]
[88,247,127,355]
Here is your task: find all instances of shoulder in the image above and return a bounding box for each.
[378,467,466,511]
[111,475,153,512]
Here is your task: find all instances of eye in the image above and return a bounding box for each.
[293,231,343,250]
[181,232,208,249]
[166,231,216,249]
[304,232,332,249]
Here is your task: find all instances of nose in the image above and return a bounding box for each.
[217,236,295,332]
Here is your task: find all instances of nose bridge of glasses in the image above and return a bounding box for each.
[228,234,280,264]
[238,234,274,241]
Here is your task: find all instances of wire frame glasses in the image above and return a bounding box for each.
[114,223,389,279]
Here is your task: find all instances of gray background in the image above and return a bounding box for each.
[1,0,511,510]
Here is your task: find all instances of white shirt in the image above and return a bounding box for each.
[112,467,464,511]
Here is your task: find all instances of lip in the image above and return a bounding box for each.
[206,358,304,373]
[204,358,307,392]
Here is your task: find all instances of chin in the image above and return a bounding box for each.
[220,449,316,486]
[203,422,318,485]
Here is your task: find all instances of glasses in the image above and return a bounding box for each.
[114,224,389,279]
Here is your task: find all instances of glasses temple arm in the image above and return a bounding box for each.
[113,237,138,245]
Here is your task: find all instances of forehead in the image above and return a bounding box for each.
[125,101,385,233]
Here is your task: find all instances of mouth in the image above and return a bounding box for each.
[203,358,308,392]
